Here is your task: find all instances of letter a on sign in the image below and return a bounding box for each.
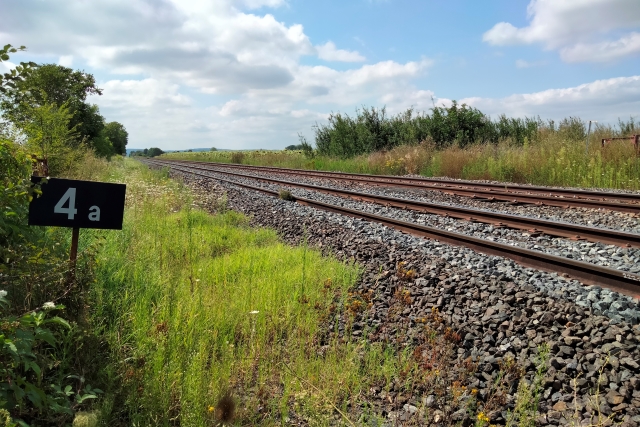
[88,206,101,221]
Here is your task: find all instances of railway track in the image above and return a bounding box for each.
[161,159,640,214]
[145,159,640,297]
[150,159,640,248]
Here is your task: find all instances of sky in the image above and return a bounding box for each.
[1,0,640,150]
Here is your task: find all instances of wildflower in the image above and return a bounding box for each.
[42,302,56,310]
[477,412,490,423]
[208,406,215,412]
[249,310,259,315]
[471,388,478,395]
[0,290,7,298]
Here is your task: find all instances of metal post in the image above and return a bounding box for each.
[69,227,79,283]
[586,121,592,155]
[585,120,597,155]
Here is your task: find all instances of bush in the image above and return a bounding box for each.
[230,151,245,163]
[0,299,102,425]
[308,103,542,158]
[0,140,104,426]
[278,189,295,201]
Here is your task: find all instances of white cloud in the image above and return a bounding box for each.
[459,75,640,121]
[560,32,640,63]
[345,59,430,85]
[238,0,287,9]
[0,0,441,149]
[0,61,16,72]
[99,79,191,108]
[483,0,640,62]
[0,0,313,94]
[316,42,365,62]
[515,59,545,68]
[58,55,73,67]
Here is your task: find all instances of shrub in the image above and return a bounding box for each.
[230,151,245,164]
[308,103,542,158]
[278,189,295,201]
[0,139,105,426]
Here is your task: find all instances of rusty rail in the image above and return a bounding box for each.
[149,159,640,248]
[158,159,640,213]
[144,159,640,298]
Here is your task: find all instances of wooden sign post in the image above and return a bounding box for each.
[28,177,126,282]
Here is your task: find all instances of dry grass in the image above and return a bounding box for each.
[164,126,640,189]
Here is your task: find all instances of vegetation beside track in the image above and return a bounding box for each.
[3,151,611,425]
[91,160,536,426]
[163,113,640,190]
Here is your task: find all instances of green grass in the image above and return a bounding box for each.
[85,159,561,425]
[90,160,409,425]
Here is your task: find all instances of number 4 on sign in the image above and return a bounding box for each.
[54,188,78,220]
[54,187,100,221]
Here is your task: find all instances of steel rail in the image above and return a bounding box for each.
[150,159,640,248]
[145,159,640,298]
[190,160,640,202]
[161,159,640,213]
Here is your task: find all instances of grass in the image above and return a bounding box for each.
[90,160,412,425]
[163,129,640,190]
[80,159,560,425]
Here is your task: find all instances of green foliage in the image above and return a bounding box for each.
[15,98,81,174]
[130,147,164,157]
[428,101,494,148]
[1,64,103,141]
[506,344,549,427]
[91,161,418,424]
[0,63,113,158]
[3,64,101,107]
[101,122,128,156]
[0,298,102,426]
[0,45,36,96]
[0,140,34,247]
[310,103,543,158]
[0,122,108,426]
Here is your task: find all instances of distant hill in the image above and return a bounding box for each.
[126,147,232,155]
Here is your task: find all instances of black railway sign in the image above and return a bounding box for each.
[28,177,126,230]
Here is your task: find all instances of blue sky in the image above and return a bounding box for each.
[1,0,639,150]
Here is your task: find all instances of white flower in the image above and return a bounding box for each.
[0,290,7,298]
[249,310,259,315]
[42,302,56,310]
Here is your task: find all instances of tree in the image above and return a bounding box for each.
[19,98,79,174]
[0,44,37,95]
[102,122,128,155]
[147,147,164,157]
[1,64,105,146]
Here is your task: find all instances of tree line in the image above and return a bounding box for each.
[129,147,164,157]
[1,45,128,175]
[300,103,590,158]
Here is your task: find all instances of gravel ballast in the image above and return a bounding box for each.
[148,161,640,426]
[208,164,640,234]
[174,166,640,275]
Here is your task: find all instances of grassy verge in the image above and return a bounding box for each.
[163,132,640,190]
[91,160,415,425]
